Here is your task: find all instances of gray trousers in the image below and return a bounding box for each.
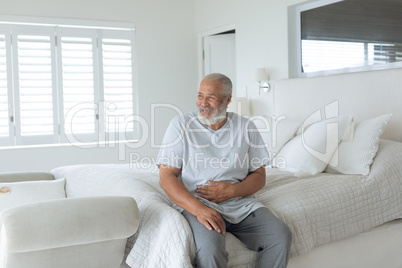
[182,207,292,268]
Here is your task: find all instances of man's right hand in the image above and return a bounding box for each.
[195,205,225,235]
[159,164,225,235]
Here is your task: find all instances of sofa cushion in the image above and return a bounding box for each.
[0,179,66,227]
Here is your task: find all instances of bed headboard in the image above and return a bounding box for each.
[273,68,402,142]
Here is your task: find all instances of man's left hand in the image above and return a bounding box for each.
[196,180,235,203]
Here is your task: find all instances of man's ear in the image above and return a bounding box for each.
[226,95,232,106]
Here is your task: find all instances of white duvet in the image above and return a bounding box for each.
[51,140,402,268]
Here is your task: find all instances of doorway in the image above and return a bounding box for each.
[199,27,236,96]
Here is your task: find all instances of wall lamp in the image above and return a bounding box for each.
[255,68,270,94]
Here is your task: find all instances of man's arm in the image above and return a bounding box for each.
[159,164,225,234]
[196,166,266,203]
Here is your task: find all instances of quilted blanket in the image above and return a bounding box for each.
[51,140,402,267]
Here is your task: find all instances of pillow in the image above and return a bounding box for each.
[275,115,353,176]
[0,179,66,227]
[251,115,301,155]
[325,114,392,175]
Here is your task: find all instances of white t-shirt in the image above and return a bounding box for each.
[156,111,269,223]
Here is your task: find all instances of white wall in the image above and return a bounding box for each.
[194,0,309,115]
[0,0,315,172]
[0,0,198,172]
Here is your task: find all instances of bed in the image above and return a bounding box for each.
[49,68,402,267]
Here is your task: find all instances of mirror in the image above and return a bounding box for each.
[289,0,402,77]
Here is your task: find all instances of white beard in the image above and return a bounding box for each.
[197,104,227,126]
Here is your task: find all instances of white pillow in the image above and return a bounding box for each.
[251,115,301,155]
[325,114,392,175]
[0,179,66,227]
[275,115,353,176]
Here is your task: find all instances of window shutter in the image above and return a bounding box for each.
[0,34,9,138]
[60,36,96,137]
[0,21,135,147]
[102,38,134,134]
[15,33,56,143]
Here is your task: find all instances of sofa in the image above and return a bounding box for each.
[0,172,140,268]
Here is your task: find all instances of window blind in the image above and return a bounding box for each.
[301,40,365,73]
[0,35,8,137]
[61,36,96,135]
[302,39,402,73]
[102,38,134,133]
[16,35,54,136]
[372,43,402,64]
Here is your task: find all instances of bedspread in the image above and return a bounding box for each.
[258,139,402,256]
[51,140,402,267]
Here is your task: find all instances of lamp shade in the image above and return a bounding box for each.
[255,68,270,81]
[227,97,250,116]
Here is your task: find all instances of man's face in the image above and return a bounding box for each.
[197,79,230,121]
[196,79,231,126]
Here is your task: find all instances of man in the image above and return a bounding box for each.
[157,73,291,268]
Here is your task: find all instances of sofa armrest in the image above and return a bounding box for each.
[0,172,54,183]
[1,196,139,253]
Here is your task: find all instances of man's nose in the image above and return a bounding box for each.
[199,97,209,106]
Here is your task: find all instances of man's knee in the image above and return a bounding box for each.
[260,216,292,252]
[257,221,292,268]
[256,208,292,250]
[276,221,292,251]
[195,233,228,268]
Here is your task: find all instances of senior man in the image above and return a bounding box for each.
[157,73,291,268]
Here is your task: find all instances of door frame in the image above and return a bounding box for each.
[197,24,236,83]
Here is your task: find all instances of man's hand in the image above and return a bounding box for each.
[159,165,225,234]
[195,205,225,235]
[196,166,266,204]
[196,180,235,203]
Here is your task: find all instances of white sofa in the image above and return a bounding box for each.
[0,172,140,268]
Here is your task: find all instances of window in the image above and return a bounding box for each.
[102,37,134,135]
[288,0,402,77]
[0,20,135,146]
[300,40,402,73]
[0,34,9,141]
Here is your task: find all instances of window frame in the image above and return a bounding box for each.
[0,16,136,147]
[0,24,14,146]
[56,27,100,144]
[99,29,137,142]
[288,0,402,78]
[11,24,59,146]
